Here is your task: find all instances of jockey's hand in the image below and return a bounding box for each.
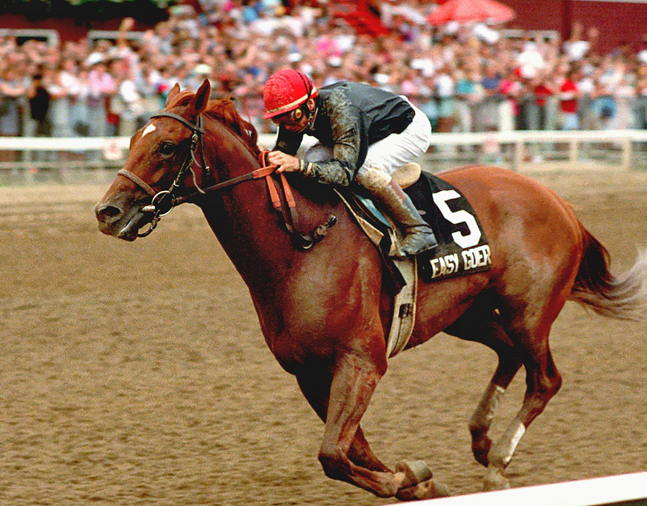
[268,151,302,173]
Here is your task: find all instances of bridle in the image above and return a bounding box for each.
[118,112,212,236]
[118,111,336,248]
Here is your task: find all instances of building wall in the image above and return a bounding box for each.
[0,13,120,42]
[503,0,647,52]
[2,0,647,53]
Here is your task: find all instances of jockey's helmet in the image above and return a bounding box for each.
[263,69,318,119]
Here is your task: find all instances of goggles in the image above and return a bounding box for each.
[271,105,305,125]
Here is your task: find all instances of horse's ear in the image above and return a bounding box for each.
[191,79,211,115]
[165,83,181,107]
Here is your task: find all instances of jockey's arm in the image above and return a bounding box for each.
[302,125,361,186]
[272,101,365,187]
[273,128,303,156]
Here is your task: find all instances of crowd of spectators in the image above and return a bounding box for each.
[3,0,647,145]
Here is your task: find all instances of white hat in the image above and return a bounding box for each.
[327,56,342,67]
[194,63,212,75]
[86,53,104,66]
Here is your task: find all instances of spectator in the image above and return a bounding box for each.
[47,66,73,138]
[532,74,556,130]
[1,4,646,140]
[27,72,50,137]
[613,71,636,129]
[565,23,599,70]
[634,64,647,129]
[70,66,92,137]
[87,60,116,137]
[499,68,522,132]
[559,68,581,130]
[576,66,597,129]
[477,63,501,131]
[434,64,455,132]
[113,65,145,136]
[0,66,27,161]
[516,36,546,81]
[594,60,621,130]
[26,71,51,163]
[453,69,483,133]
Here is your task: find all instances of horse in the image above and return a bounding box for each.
[95,79,647,500]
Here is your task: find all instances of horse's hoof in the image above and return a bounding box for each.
[396,460,433,488]
[396,478,452,501]
[472,437,492,467]
[483,466,510,491]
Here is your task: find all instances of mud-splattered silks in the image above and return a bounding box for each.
[273,81,416,186]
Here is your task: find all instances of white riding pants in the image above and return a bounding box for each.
[357,101,432,178]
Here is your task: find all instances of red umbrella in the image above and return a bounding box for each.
[427,0,516,25]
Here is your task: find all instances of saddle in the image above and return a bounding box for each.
[336,164,492,357]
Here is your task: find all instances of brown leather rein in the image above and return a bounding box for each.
[118,112,336,249]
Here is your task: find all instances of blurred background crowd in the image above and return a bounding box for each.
[2,0,647,143]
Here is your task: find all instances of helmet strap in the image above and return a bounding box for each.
[303,99,317,128]
[296,71,317,124]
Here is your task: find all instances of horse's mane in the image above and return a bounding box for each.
[167,90,262,157]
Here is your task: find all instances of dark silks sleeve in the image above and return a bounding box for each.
[305,89,366,187]
[273,128,304,156]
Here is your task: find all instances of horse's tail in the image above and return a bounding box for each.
[570,227,647,321]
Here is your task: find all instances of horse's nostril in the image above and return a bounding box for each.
[96,204,123,221]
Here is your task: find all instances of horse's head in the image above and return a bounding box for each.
[95,79,213,241]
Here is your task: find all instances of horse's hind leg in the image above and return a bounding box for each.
[469,352,522,467]
[484,318,563,490]
[445,303,523,467]
[350,427,391,472]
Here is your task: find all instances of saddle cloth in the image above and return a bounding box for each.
[407,170,492,283]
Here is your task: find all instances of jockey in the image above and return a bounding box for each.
[264,69,438,258]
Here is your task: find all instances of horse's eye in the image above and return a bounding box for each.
[160,142,176,156]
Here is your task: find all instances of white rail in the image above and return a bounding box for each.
[2,130,647,183]
[384,472,647,506]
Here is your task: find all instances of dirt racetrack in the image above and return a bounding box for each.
[1,169,647,505]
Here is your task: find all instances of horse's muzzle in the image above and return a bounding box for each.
[95,202,152,241]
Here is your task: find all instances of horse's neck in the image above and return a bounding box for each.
[199,140,296,289]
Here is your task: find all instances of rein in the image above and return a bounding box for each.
[119,112,336,248]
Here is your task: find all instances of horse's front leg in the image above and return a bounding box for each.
[297,364,391,474]
[305,352,446,499]
[315,352,403,497]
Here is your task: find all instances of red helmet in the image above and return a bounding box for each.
[263,69,318,119]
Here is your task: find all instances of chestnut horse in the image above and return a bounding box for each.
[95,80,647,500]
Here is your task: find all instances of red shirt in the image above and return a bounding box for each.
[560,79,578,113]
[534,83,553,107]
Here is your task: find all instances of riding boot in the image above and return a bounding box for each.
[379,179,438,258]
[356,167,438,258]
